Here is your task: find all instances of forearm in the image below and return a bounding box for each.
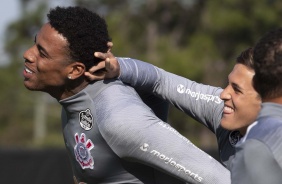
[111,121,230,184]
[117,57,224,133]
[118,57,159,90]
[100,107,230,184]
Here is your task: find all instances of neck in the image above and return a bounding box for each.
[61,81,89,100]
[262,96,282,104]
[238,127,247,136]
[49,78,89,101]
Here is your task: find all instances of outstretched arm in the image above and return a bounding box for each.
[98,85,231,184]
[86,53,224,134]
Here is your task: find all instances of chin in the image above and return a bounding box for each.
[220,119,236,131]
[23,83,32,90]
[23,83,39,91]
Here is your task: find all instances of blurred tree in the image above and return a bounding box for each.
[0,0,63,147]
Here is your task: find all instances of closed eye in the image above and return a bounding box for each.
[39,51,47,58]
[231,83,243,94]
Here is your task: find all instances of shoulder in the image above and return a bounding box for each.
[232,139,282,184]
[85,79,141,105]
[234,139,274,170]
[91,80,154,125]
[246,118,282,160]
[248,117,282,139]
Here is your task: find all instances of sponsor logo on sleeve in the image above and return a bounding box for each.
[140,143,149,151]
[79,109,93,131]
[177,84,222,104]
[139,142,203,183]
[74,133,94,170]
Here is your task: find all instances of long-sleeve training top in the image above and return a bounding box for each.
[60,79,230,184]
[231,102,282,184]
[116,57,242,169]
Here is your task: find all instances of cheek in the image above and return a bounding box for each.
[250,100,261,117]
[241,100,260,122]
[38,68,66,84]
[48,71,66,82]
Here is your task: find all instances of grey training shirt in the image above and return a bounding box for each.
[231,102,282,184]
[117,57,241,168]
[60,79,230,184]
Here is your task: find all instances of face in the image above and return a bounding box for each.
[23,23,72,96]
[220,64,261,135]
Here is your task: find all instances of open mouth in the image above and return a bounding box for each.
[25,67,33,74]
[23,65,35,79]
[24,64,35,74]
[223,105,234,114]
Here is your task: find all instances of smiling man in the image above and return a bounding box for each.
[86,47,261,169]
[23,6,230,184]
[220,51,261,135]
[231,28,282,184]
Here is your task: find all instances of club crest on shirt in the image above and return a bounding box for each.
[229,130,241,147]
[79,109,93,130]
[74,133,94,170]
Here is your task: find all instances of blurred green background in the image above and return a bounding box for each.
[1,0,281,151]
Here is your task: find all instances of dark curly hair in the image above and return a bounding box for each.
[47,6,111,70]
[236,47,254,70]
[253,28,282,99]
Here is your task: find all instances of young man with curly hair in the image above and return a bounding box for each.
[23,6,230,184]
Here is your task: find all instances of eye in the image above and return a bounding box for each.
[233,86,242,94]
[234,89,240,94]
[36,44,48,58]
[231,83,242,94]
[39,51,46,58]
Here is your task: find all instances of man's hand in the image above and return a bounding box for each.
[85,51,120,81]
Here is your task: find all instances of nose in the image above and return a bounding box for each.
[23,45,36,63]
[220,85,231,101]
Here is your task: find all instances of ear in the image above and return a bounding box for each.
[68,62,86,79]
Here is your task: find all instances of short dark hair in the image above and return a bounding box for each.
[47,6,111,70]
[253,28,282,99]
[236,47,254,70]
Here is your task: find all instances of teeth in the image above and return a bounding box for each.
[224,106,234,113]
[25,67,33,74]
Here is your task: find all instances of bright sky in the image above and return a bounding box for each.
[0,0,74,66]
[0,0,19,66]
[0,0,19,37]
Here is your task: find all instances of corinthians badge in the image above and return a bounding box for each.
[74,133,94,170]
[79,109,93,131]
